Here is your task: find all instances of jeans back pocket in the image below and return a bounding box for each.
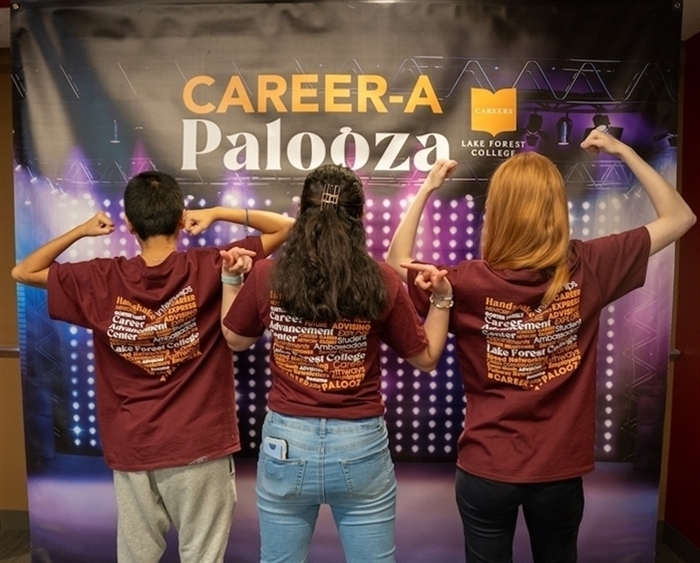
[260,456,307,499]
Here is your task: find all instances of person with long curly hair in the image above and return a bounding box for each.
[219,164,453,563]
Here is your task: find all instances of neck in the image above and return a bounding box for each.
[138,235,178,265]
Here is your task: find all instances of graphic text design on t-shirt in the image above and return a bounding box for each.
[107,286,202,381]
[269,303,370,392]
[481,281,583,391]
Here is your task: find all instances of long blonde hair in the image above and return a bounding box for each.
[481,152,570,307]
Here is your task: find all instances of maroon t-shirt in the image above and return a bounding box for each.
[224,260,428,419]
[47,236,263,472]
[408,227,651,483]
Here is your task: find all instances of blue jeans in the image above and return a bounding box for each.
[256,411,397,563]
[455,468,584,563]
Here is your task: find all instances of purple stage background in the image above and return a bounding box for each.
[11,1,681,561]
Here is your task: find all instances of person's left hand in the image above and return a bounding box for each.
[401,262,452,298]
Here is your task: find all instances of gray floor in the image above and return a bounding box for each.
[0,529,688,563]
[0,459,691,563]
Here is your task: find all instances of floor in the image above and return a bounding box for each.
[0,459,689,563]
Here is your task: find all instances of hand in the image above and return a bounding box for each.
[82,212,115,237]
[420,159,458,194]
[401,262,452,298]
[184,209,217,236]
[220,247,257,276]
[580,129,626,157]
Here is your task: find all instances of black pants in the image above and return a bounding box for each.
[455,468,584,563]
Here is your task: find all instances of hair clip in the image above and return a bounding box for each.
[321,184,340,210]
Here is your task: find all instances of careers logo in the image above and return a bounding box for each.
[471,88,517,136]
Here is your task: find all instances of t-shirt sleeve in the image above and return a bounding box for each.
[406,264,431,318]
[579,226,651,305]
[222,236,264,265]
[381,272,429,359]
[48,261,101,328]
[223,262,266,338]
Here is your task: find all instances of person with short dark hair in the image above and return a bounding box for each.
[219,164,452,563]
[386,129,696,563]
[11,170,294,563]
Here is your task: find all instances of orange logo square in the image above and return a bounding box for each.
[471,88,517,136]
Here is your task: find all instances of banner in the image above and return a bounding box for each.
[12,1,681,561]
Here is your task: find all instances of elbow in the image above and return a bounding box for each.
[221,326,238,351]
[407,355,439,373]
[222,329,253,352]
[384,253,400,274]
[11,265,33,285]
[677,209,697,240]
[384,247,407,277]
[278,216,295,240]
[10,265,22,283]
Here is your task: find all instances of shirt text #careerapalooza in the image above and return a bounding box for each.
[181,74,448,172]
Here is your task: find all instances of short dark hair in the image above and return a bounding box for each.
[270,164,387,323]
[123,171,184,240]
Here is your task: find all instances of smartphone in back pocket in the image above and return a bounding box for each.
[263,436,288,460]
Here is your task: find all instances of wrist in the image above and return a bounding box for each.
[429,293,453,309]
[222,273,244,286]
[417,183,436,198]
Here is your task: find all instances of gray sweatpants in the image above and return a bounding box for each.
[113,456,237,563]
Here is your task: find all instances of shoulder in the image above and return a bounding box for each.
[252,257,274,276]
[377,261,402,288]
[52,256,131,275]
[246,258,274,288]
[448,258,488,287]
[572,226,650,260]
[230,235,264,254]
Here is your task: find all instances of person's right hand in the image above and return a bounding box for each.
[220,247,257,276]
[82,212,115,237]
[184,209,217,236]
[421,159,458,193]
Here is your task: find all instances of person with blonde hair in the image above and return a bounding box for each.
[387,129,695,563]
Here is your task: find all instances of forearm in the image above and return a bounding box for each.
[11,224,87,287]
[421,300,451,369]
[221,282,245,348]
[387,187,432,282]
[206,207,290,234]
[388,159,457,279]
[618,145,696,254]
[202,206,293,257]
[406,300,450,372]
[247,209,294,235]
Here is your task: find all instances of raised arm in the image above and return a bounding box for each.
[403,263,453,372]
[581,130,696,255]
[219,247,259,351]
[386,159,457,282]
[11,212,115,288]
[185,207,294,257]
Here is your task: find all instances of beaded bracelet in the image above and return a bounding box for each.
[222,273,244,286]
[429,293,454,309]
